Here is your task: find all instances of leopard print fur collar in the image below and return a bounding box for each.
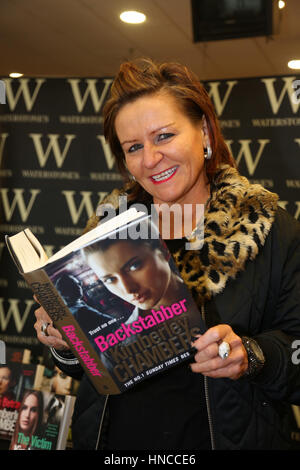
[86,165,278,303]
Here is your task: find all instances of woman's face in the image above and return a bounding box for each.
[0,367,12,395]
[19,394,39,434]
[115,91,209,206]
[86,241,171,310]
[51,367,72,395]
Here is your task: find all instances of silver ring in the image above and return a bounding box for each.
[218,341,230,359]
[41,322,50,337]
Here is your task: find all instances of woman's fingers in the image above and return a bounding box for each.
[34,304,69,351]
[191,324,248,380]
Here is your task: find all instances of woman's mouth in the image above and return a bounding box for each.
[150,166,178,184]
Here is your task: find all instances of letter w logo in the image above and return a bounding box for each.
[226,139,270,176]
[67,79,113,113]
[206,80,238,116]
[0,298,34,333]
[0,188,41,222]
[29,134,76,168]
[62,191,107,224]
[261,77,300,114]
[4,78,46,111]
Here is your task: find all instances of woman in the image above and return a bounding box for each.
[10,390,44,450]
[34,58,300,450]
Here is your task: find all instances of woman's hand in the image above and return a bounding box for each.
[190,324,248,380]
[33,298,69,351]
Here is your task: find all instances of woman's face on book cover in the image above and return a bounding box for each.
[0,367,12,395]
[86,241,171,310]
[19,394,39,434]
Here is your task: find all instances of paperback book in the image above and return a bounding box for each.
[0,362,45,440]
[9,390,75,450]
[6,347,31,364]
[5,208,205,394]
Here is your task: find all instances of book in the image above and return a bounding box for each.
[40,364,80,396]
[6,347,31,364]
[9,390,75,450]
[0,362,45,440]
[5,208,206,394]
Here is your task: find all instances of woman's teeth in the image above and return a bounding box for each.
[151,166,178,182]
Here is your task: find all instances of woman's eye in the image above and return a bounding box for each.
[127,143,143,154]
[157,133,174,142]
[103,276,116,285]
[128,260,142,272]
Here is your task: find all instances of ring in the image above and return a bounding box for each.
[218,341,230,359]
[41,322,50,337]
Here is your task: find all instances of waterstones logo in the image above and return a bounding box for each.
[0,298,35,333]
[4,78,45,111]
[67,78,113,113]
[261,77,300,114]
[206,80,238,116]
[0,80,5,104]
[29,133,76,168]
[226,139,270,176]
[0,188,41,222]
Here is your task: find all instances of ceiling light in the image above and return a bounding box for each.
[120,11,146,24]
[288,60,300,70]
[278,0,285,9]
[9,72,24,78]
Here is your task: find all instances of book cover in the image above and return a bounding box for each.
[6,347,32,365]
[6,210,206,394]
[0,363,45,440]
[9,390,75,450]
[40,364,80,396]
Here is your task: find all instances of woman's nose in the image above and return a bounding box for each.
[143,142,163,169]
[120,275,139,294]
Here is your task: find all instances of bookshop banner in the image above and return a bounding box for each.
[0,74,299,355]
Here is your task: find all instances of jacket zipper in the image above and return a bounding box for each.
[95,394,109,450]
[201,304,216,450]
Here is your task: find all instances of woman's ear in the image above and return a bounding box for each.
[201,115,211,149]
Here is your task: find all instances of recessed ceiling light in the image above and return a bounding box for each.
[120,11,146,24]
[278,0,285,9]
[288,60,300,70]
[9,72,24,78]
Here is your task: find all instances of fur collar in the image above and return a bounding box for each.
[86,165,278,303]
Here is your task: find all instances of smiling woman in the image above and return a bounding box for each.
[115,93,209,207]
[103,59,235,196]
[34,58,300,451]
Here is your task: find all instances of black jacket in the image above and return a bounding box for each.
[53,167,300,450]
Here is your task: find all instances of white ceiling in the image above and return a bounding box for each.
[1,0,299,80]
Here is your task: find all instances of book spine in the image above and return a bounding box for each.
[56,396,75,450]
[23,269,120,395]
[33,365,45,390]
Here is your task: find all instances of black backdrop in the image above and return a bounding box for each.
[0,74,299,357]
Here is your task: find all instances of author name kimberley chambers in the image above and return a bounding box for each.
[61,298,188,376]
